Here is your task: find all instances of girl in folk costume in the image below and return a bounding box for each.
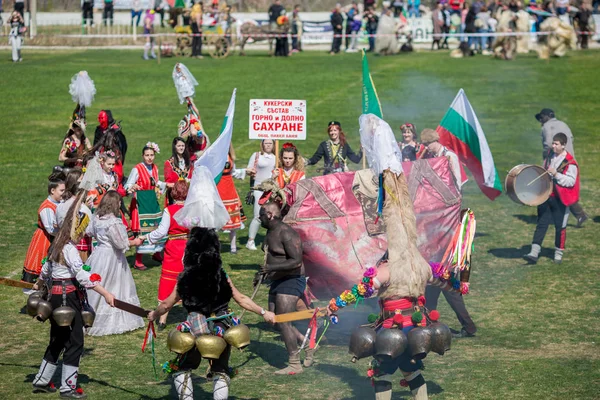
[22,173,66,283]
[164,137,194,206]
[87,151,127,211]
[399,123,426,162]
[56,168,94,262]
[85,192,146,336]
[31,191,116,398]
[125,143,170,270]
[306,121,363,175]
[216,145,251,254]
[245,139,276,251]
[87,128,126,184]
[139,181,190,331]
[59,72,96,168]
[272,142,306,188]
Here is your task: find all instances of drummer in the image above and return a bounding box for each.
[524,133,580,265]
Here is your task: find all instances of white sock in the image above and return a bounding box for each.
[213,374,230,400]
[174,371,194,400]
[33,359,57,386]
[230,231,237,252]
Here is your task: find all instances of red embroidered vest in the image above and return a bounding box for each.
[167,204,189,236]
[544,151,580,207]
[135,163,159,190]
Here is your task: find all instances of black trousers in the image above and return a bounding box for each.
[43,291,84,367]
[103,3,114,26]
[15,3,25,17]
[426,285,476,335]
[533,196,568,249]
[154,7,165,27]
[331,29,343,53]
[82,2,93,23]
[191,23,202,56]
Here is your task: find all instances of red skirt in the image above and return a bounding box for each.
[157,238,187,301]
[22,228,51,282]
[216,175,246,230]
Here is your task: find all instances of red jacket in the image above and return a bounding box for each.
[545,151,580,207]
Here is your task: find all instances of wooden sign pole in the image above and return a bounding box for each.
[275,139,280,168]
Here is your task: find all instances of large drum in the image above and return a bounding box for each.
[505,164,553,206]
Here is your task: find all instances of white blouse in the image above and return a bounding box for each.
[247,152,277,185]
[146,208,172,244]
[40,242,98,288]
[40,197,60,236]
[124,165,167,193]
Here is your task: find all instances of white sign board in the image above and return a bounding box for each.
[249,99,307,140]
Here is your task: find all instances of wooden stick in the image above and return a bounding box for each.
[527,170,550,186]
[275,139,280,168]
[274,308,327,323]
[0,277,34,289]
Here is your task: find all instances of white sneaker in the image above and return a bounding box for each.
[245,240,257,251]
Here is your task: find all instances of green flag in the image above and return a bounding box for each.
[362,49,383,118]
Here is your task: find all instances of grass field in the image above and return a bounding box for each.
[0,50,599,400]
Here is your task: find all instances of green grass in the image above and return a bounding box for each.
[0,50,599,399]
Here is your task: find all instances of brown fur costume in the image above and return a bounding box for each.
[378,171,432,299]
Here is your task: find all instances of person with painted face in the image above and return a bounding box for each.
[306,121,362,175]
[259,200,308,375]
[272,142,305,188]
[94,110,128,163]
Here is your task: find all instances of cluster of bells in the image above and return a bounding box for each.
[167,323,251,359]
[27,291,96,328]
[348,322,452,363]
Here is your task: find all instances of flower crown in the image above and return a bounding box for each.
[102,150,116,159]
[282,142,296,150]
[145,142,160,154]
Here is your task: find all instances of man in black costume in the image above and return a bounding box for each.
[259,201,310,374]
[148,227,275,399]
[94,110,128,163]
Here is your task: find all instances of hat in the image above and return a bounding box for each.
[420,128,439,144]
[328,121,341,128]
[535,108,554,121]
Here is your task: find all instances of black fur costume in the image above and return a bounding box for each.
[177,227,232,316]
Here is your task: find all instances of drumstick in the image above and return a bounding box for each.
[527,171,550,186]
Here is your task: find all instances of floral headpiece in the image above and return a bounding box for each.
[282,142,296,150]
[145,142,160,154]
[101,150,116,159]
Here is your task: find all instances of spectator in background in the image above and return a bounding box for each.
[191,1,203,58]
[132,0,143,27]
[475,5,491,53]
[330,3,344,54]
[290,5,302,53]
[142,9,157,60]
[442,2,451,48]
[408,0,421,17]
[460,1,469,41]
[347,10,362,51]
[103,0,114,26]
[432,2,445,50]
[364,6,379,52]
[365,0,376,9]
[154,0,167,28]
[392,0,404,17]
[464,5,477,49]
[269,0,285,30]
[574,3,593,49]
[82,0,94,27]
[14,0,24,18]
[449,0,463,15]
[345,1,359,51]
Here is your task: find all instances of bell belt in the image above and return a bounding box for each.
[51,279,77,294]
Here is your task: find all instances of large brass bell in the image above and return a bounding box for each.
[195,334,227,359]
[407,326,433,360]
[53,306,76,327]
[167,329,196,354]
[429,322,452,356]
[35,299,53,322]
[375,328,408,360]
[27,292,43,317]
[223,324,251,349]
[348,326,377,362]
[81,304,96,328]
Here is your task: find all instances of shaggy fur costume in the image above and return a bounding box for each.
[378,171,432,299]
[177,227,232,314]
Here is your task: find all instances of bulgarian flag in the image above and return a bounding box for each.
[436,89,502,200]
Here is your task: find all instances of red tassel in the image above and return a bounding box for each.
[309,309,318,349]
[429,310,440,322]
[393,314,404,327]
[141,321,155,352]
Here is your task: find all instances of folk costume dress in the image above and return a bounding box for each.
[125,163,166,254]
[146,204,189,301]
[216,156,247,231]
[62,135,90,168]
[163,157,193,206]
[22,197,59,283]
[85,215,145,336]
[274,167,305,188]
[306,140,363,175]
[33,242,102,395]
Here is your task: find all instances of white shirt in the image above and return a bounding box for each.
[40,243,98,288]
[125,165,167,193]
[40,196,60,235]
[247,152,277,185]
[56,197,92,229]
[146,208,172,244]
[548,152,577,188]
